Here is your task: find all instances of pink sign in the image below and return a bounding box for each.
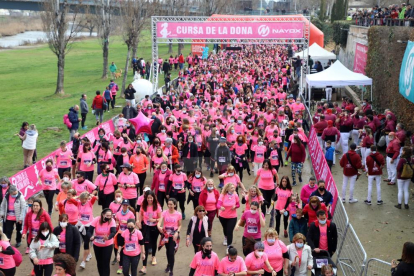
[353,43,368,74]
[10,119,115,200]
[157,22,304,39]
[308,127,338,215]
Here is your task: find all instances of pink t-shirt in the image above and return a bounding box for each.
[31,213,40,237]
[244,194,264,210]
[205,192,217,211]
[275,188,292,210]
[63,200,79,224]
[241,210,265,239]
[97,149,113,170]
[59,228,66,252]
[95,173,117,195]
[232,143,248,156]
[78,199,95,225]
[162,210,182,235]
[55,148,73,169]
[252,145,266,163]
[140,204,162,226]
[218,193,239,219]
[189,176,206,193]
[319,224,328,250]
[264,240,288,272]
[121,229,143,257]
[116,210,136,231]
[190,251,220,276]
[79,151,95,172]
[245,251,269,271]
[118,172,139,199]
[269,149,280,166]
[6,197,16,221]
[109,202,122,217]
[223,173,240,186]
[0,240,15,269]
[39,169,59,190]
[169,173,187,193]
[218,256,247,274]
[158,172,167,192]
[72,180,96,196]
[257,168,276,190]
[91,216,116,247]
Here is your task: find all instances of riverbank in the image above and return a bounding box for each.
[0,16,43,37]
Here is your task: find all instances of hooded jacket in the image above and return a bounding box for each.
[366,152,385,176]
[0,191,26,222]
[68,107,79,130]
[339,150,362,176]
[307,220,338,256]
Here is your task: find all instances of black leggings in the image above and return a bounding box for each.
[189,192,200,210]
[111,95,116,109]
[137,172,147,196]
[93,244,113,276]
[4,220,22,244]
[43,190,55,214]
[165,237,176,271]
[235,163,244,182]
[170,191,186,213]
[218,217,237,246]
[264,268,283,276]
[81,113,87,128]
[275,210,289,235]
[157,191,167,209]
[122,254,140,276]
[84,171,94,182]
[0,267,16,276]
[142,224,159,266]
[102,192,115,210]
[260,188,275,215]
[34,264,53,276]
[81,226,90,249]
[105,100,111,111]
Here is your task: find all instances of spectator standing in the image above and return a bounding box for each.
[162,59,170,75]
[339,143,362,203]
[178,54,185,70]
[17,122,37,165]
[122,101,138,120]
[325,140,335,171]
[92,91,105,126]
[21,124,38,168]
[109,62,117,79]
[124,84,136,108]
[306,210,338,257]
[385,132,401,186]
[294,56,302,80]
[395,147,414,210]
[68,106,80,142]
[79,94,88,130]
[365,145,385,205]
[391,241,414,276]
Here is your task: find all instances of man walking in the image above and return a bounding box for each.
[109,62,117,79]
[68,105,81,141]
[79,94,88,130]
[307,210,338,257]
[384,132,401,185]
[365,145,385,205]
[339,143,362,203]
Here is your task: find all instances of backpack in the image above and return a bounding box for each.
[63,114,72,129]
[12,246,22,267]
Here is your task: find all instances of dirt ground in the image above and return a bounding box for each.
[13,152,414,275]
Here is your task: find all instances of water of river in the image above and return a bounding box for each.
[0,31,97,48]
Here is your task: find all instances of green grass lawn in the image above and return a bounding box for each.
[0,31,183,176]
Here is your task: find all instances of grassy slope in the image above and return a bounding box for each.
[0,32,182,176]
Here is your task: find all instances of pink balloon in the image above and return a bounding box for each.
[128,112,154,135]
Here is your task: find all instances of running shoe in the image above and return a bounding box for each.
[117,268,122,274]
[364,200,371,205]
[223,237,227,246]
[80,261,86,269]
[377,200,383,205]
[349,198,358,204]
[86,253,92,262]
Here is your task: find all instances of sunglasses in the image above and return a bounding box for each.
[198,210,206,212]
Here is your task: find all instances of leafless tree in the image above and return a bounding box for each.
[119,0,159,95]
[163,0,191,54]
[79,11,97,37]
[196,0,231,16]
[41,0,81,95]
[95,0,116,79]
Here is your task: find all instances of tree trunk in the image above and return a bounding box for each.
[89,26,94,37]
[102,39,109,79]
[168,41,173,54]
[178,42,184,55]
[132,45,138,61]
[55,54,65,94]
[121,45,131,97]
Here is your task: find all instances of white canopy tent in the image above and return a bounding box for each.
[295,43,337,61]
[305,60,373,108]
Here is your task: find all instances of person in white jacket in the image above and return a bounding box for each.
[287,233,313,276]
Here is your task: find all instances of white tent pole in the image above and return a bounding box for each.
[371,85,373,102]
[308,85,311,110]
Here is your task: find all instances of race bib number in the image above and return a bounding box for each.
[125,243,136,252]
[120,224,127,231]
[44,179,52,186]
[60,161,68,166]
[218,157,226,163]
[0,258,3,265]
[84,160,92,165]
[159,183,165,191]
[256,153,264,158]
[80,214,90,221]
[272,155,278,160]
[316,259,329,268]
[7,210,15,216]
[193,186,201,193]
[31,228,38,237]
[165,227,174,235]
[174,183,183,190]
[59,242,66,250]
[247,225,258,234]
[95,236,105,244]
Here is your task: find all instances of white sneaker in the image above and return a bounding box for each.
[349,198,358,204]
[223,238,227,246]
[86,253,92,262]
[266,208,271,215]
[80,261,86,269]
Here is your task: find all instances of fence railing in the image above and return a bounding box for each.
[355,17,414,27]
[364,258,392,276]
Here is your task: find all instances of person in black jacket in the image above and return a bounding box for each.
[214,137,232,177]
[310,180,334,210]
[162,59,170,75]
[53,214,81,262]
[306,210,338,256]
[392,241,414,276]
[124,84,136,108]
[121,101,137,120]
[182,135,199,175]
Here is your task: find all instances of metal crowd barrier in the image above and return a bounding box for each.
[355,17,414,27]
[364,258,392,276]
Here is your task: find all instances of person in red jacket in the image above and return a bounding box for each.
[365,145,385,205]
[91,90,106,126]
[22,199,53,253]
[339,143,362,203]
[385,132,401,185]
[286,135,306,186]
[302,196,328,226]
[198,179,220,237]
[178,53,185,70]
[151,162,172,209]
[314,115,328,149]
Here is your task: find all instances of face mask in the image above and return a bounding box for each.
[60,222,68,228]
[372,151,376,154]
[176,171,182,175]
[189,139,193,142]
[195,174,201,179]
[103,217,110,223]
[267,238,275,243]
[182,110,187,114]
[161,130,166,133]
[63,177,69,182]
[161,168,167,173]
[319,187,325,192]
[116,197,122,203]
[46,166,52,172]
[28,204,33,207]
[250,209,257,214]
[259,142,263,146]
[127,227,134,233]
[1,184,8,188]
[203,248,212,255]
[11,194,18,198]
[207,186,214,191]
[237,120,242,124]
[228,173,234,176]
[294,242,304,248]
[256,251,264,257]
[42,231,49,236]
[231,130,235,134]
[319,219,327,225]
[230,119,234,123]
[228,191,233,196]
